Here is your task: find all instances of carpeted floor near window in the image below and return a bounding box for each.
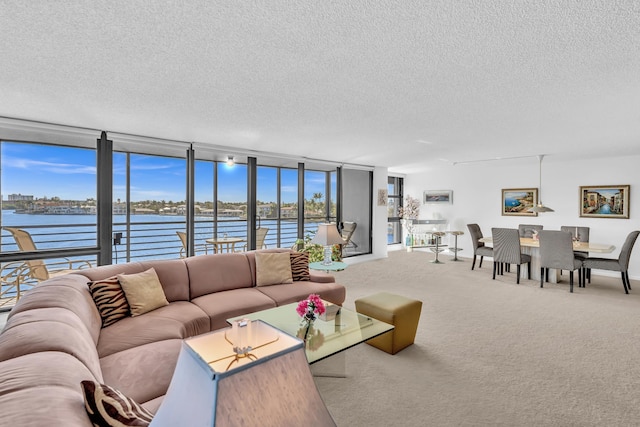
[315,250,640,427]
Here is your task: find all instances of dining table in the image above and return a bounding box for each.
[205,236,245,253]
[478,236,616,283]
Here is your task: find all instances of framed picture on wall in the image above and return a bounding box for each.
[579,185,630,218]
[423,190,452,204]
[501,188,538,216]
[377,188,388,206]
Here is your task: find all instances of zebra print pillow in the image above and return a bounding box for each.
[88,276,130,327]
[81,380,153,426]
[290,252,310,281]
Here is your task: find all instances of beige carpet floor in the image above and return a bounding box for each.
[315,250,640,427]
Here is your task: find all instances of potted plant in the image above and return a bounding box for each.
[298,234,342,263]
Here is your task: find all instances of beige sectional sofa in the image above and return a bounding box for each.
[0,249,345,426]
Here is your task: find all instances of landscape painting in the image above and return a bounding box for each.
[423,190,452,204]
[502,188,537,216]
[580,185,629,218]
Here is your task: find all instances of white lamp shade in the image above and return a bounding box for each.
[310,223,345,246]
[151,321,335,427]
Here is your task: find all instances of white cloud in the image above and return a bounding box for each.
[6,156,96,174]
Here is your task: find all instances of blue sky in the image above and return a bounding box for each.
[2,142,329,203]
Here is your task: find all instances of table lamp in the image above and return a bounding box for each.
[151,320,335,426]
[311,223,345,265]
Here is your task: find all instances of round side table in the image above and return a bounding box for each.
[309,261,348,273]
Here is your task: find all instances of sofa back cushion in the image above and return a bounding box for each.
[185,253,253,299]
[8,274,103,345]
[139,259,190,302]
[79,259,190,302]
[0,307,104,382]
[0,352,100,427]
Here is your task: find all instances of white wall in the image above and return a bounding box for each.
[370,166,389,259]
[402,154,640,279]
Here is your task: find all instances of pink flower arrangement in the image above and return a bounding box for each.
[296,294,326,322]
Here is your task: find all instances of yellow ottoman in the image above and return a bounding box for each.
[354,292,422,355]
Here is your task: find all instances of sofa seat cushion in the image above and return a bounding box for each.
[100,339,182,405]
[0,351,98,427]
[97,301,209,358]
[0,308,103,382]
[256,281,346,307]
[191,288,277,330]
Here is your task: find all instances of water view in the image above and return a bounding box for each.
[1,210,313,261]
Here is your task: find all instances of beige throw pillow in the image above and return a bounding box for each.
[255,252,293,286]
[117,268,169,316]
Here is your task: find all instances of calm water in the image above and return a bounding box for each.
[1,210,302,256]
[504,197,521,207]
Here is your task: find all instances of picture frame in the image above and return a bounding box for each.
[579,185,630,219]
[377,188,388,206]
[423,190,452,204]
[502,188,538,216]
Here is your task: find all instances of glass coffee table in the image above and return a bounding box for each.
[228,301,393,365]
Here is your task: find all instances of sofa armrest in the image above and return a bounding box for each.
[309,271,335,283]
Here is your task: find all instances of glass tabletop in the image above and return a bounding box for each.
[308,261,348,272]
[228,302,394,364]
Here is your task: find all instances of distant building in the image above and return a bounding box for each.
[257,204,274,218]
[134,208,156,214]
[6,193,34,201]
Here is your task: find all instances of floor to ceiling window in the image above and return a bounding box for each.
[112,151,187,262]
[341,168,372,256]
[280,168,299,246]
[0,120,376,308]
[387,176,403,244]
[0,140,99,308]
[303,169,337,238]
[256,166,277,248]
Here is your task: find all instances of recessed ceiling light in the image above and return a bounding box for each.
[415,139,433,145]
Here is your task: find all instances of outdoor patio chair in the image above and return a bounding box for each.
[1,227,93,304]
[243,227,269,251]
[340,222,357,255]
[176,231,212,257]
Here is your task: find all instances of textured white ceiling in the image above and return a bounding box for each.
[1,1,639,173]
